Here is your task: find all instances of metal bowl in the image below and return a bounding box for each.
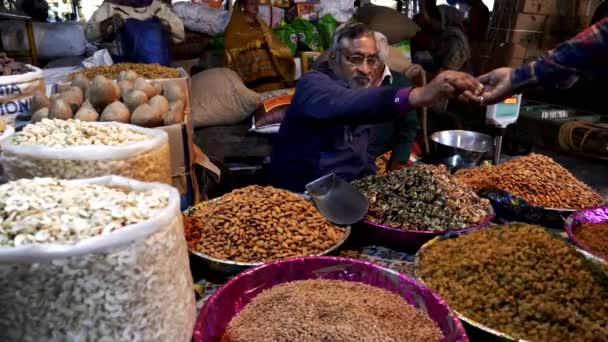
[184,201,352,276]
[360,208,495,251]
[429,130,494,168]
[194,256,468,342]
[565,204,608,264]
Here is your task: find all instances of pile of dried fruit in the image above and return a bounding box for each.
[418,223,608,341]
[69,63,180,80]
[574,221,608,260]
[184,186,346,263]
[0,53,29,76]
[353,164,492,231]
[455,153,604,208]
[222,279,444,342]
[0,178,169,246]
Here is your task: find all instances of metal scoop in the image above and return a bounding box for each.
[305,173,369,225]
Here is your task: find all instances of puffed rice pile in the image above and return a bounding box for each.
[10,119,150,147]
[0,178,169,246]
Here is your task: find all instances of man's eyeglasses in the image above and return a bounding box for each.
[342,52,381,69]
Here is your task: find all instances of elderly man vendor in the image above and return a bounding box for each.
[270,22,483,192]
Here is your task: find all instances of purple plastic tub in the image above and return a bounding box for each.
[565,204,608,263]
[360,210,495,251]
[194,256,468,342]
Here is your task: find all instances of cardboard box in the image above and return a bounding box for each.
[513,13,548,31]
[488,43,527,69]
[519,0,558,15]
[296,2,319,21]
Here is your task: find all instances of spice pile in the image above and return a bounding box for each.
[353,165,491,231]
[0,178,169,246]
[455,153,604,208]
[418,223,608,341]
[0,53,29,76]
[222,279,444,342]
[11,119,149,147]
[574,222,608,261]
[184,186,346,263]
[69,63,181,80]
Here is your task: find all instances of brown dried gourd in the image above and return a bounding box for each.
[418,223,608,341]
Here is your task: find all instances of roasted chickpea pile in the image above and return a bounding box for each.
[418,223,608,341]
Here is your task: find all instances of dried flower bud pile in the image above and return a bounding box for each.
[418,223,608,341]
[184,186,346,263]
[0,178,169,246]
[455,153,604,208]
[10,118,149,147]
[69,63,180,80]
[1,119,171,183]
[353,165,491,231]
[574,222,608,261]
[222,279,444,342]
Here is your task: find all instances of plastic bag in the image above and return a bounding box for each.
[172,2,230,36]
[0,21,87,59]
[316,14,340,50]
[292,18,323,52]
[0,122,171,184]
[0,66,45,125]
[0,176,195,342]
[318,0,355,22]
[120,18,171,66]
[273,23,298,55]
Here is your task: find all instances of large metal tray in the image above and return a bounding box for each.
[184,199,351,276]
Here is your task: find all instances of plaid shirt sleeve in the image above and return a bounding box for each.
[511,17,608,92]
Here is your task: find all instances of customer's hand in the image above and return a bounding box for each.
[477,67,515,105]
[408,70,483,108]
[100,14,124,40]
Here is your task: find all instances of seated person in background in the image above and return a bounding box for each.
[85,0,184,62]
[270,23,483,193]
[368,32,419,172]
[224,0,295,92]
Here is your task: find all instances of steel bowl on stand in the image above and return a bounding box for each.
[427,130,494,170]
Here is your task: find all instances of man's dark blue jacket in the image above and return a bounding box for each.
[270,62,412,193]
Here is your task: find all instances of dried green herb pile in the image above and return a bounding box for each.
[418,223,608,341]
[353,165,491,231]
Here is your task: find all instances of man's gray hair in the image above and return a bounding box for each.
[330,22,374,51]
[330,22,388,63]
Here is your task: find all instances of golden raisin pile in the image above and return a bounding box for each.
[455,153,604,209]
[418,223,608,341]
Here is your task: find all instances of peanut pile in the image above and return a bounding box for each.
[222,279,444,342]
[419,223,608,341]
[69,63,180,80]
[575,222,608,261]
[456,153,604,209]
[184,186,346,263]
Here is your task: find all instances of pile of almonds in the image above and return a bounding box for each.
[184,186,346,263]
[455,153,604,209]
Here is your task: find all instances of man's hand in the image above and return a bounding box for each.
[408,70,483,108]
[405,64,425,87]
[477,67,515,105]
[100,14,124,40]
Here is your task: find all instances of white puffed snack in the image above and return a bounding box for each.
[0,176,195,342]
[0,119,171,183]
